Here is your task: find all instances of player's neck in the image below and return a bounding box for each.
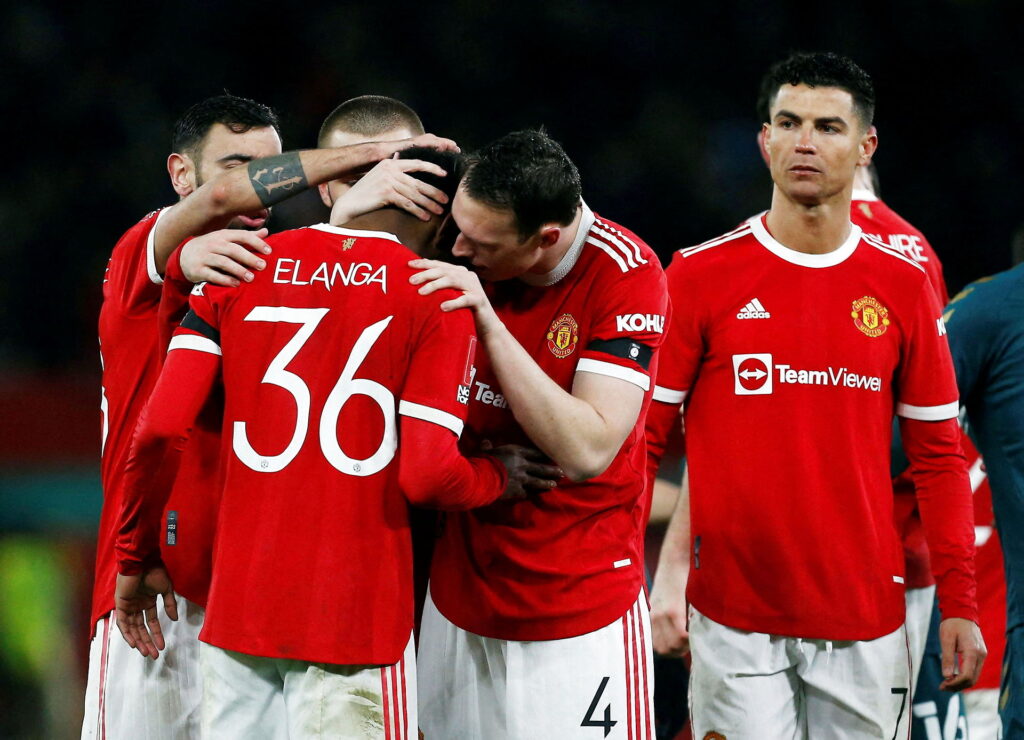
[852,167,875,196]
[343,210,437,256]
[765,188,853,255]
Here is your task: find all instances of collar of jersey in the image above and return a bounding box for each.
[851,188,879,202]
[309,223,401,244]
[519,201,595,287]
[750,213,862,269]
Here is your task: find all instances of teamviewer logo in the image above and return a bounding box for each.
[733,353,773,395]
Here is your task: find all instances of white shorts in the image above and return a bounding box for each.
[904,585,936,692]
[688,606,911,740]
[200,632,416,740]
[963,688,1002,740]
[418,589,654,740]
[81,594,204,739]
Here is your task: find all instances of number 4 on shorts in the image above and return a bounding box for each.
[581,676,617,737]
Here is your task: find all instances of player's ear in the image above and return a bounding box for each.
[168,153,196,198]
[858,126,878,166]
[318,183,333,209]
[537,224,561,250]
[758,126,771,167]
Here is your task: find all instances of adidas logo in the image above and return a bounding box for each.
[737,298,771,319]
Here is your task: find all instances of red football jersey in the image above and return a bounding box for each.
[176,225,483,665]
[94,210,218,633]
[851,189,948,304]
[851,190,950,591]
[94,209,168,631]
[429,205,669,640]
[653,214,971,640]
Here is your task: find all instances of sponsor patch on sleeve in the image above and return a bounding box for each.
[614,313,664,333]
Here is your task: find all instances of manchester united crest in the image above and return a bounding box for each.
[851,296,890,338]
[546,313,579,358]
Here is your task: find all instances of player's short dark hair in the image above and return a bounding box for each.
[757,52,875,129]
[318,95,425,147]
[172,94,281,162]
[462,130,582,241]
[395,146,465,217]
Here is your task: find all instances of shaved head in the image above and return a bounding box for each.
[318,95,424,147]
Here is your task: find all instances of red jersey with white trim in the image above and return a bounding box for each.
[179,225,481,665]
[94,209,167,630]
[653,214,969,640]
[94,211,218,633]
[429,205,669,640]
[850,190,950,591]
[851,190,948,304]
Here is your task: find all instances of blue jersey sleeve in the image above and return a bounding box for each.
[944,277,1004,401]
[945,264,1024,630]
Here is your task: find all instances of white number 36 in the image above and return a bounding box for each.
[232,306,396,477]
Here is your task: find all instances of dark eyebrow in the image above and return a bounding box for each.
[215,153,256,164]
[774,110,848,129]
[814,116,847,128]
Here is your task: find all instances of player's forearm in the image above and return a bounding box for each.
[901,416,979,622]
[154,143,393,271]
[116,349,218,573]
[398,417,506,510]
[210,144,392,216]
[649,478,682,527]
[658,469,691,565]
[115,423,187,574]
[479,322,627,481]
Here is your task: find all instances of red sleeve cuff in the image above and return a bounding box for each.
[165,241,190,286]
[117,551,164,577]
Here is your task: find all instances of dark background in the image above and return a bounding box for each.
[3,0,1022,377]
[0,1,1021,736]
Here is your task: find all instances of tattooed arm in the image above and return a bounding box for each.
[152,135,457,274]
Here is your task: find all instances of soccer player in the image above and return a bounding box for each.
[87,92,456,738]
[146,94,454,667]
[113,145,558,738]
[944,265,1024,737]
[410,130,668,739]
[312,95,466,636]
[648,93,957,736]
[645,52,984,738]
[758,95,954,699]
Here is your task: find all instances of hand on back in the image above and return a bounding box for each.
[180,228,272,287]
[481,441,562,501]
